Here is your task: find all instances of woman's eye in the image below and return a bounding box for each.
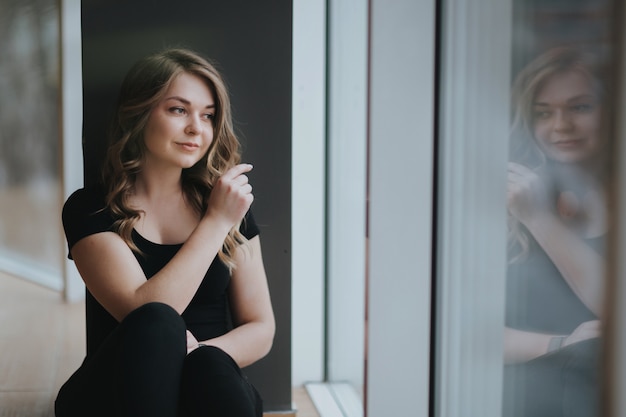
[203,113,215,120]
[571,103,593,113]
[170,107,186,114]
[534,110,551,120]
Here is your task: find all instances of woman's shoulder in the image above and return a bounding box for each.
[63,185,110,222]
[64,184,107,209]
[62,184,115,257]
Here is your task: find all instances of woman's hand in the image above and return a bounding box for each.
[507,162,551,226]
[562,320,601,348]
[205,164,254,227]
[186,330,201,354]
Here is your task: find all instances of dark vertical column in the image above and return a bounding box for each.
[81,0,293,412]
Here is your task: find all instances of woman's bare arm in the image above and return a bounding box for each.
[504,327,553,364]
[70,164,253,322]
[505,321,601,364]
[523,213,604,316]
[195,236,275,367]
[507,162,605,316]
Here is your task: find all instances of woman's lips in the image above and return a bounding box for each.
[176,142,200,151]
[553,138,584,149]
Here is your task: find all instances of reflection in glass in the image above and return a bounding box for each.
[504,3,616,414]
[504,46,608,417]
[0,1,61,277]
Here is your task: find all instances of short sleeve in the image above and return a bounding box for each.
[241,209,260,240]
[62,186,115,259]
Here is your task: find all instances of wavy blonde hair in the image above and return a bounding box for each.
[102,48,246,269]
[508,46,607,262]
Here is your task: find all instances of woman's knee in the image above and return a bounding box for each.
[180,347,261,416]
[124,302,184,328]
[126,301,180,320]
[184,345,241,377]
[121,302,186,350]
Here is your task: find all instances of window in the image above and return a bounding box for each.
[0,0,63,290]
[435,0,618,416]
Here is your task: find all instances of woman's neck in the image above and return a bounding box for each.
[133,164,184,201]
[548,158,605,191]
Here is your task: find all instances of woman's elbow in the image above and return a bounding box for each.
[258,318,276,359]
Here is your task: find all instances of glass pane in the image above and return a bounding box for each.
[325,0,367,409]
[0,1,62,279]
[504,1,615,415]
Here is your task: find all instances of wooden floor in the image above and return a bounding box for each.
[0,272,319,417]
[0,273,83,416]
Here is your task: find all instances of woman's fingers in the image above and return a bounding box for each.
[221,163,253,181]
[508,161,533,175]
[241,183,253,194]
[205,163,255,226]
[563,320,602,347]
[214,164,253,194]
[186,330,198,353]
[233,174,250,187]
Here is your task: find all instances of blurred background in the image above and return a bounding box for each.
[0,0,63,290]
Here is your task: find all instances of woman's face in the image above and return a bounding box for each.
[142,72,215,171]
[532,70,604,165]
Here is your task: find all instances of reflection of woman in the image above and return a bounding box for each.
[55,49,275,417]
[504,47,607,417]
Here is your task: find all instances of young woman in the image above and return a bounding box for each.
[55,48,275,417]
[504,46,608,417]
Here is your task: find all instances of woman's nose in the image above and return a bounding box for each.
[185,115,202,135]
[553,109,573,131]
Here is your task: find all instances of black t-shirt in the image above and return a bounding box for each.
[505,234,601,334]
[62,185,260,358]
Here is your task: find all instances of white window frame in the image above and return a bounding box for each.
[60,0,85,302]
[434,0,512,416]
[304,1,438,415]
[366,1,437,416]
[291,0,327,386]
[325,0,368,393]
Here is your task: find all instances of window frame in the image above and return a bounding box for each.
[365,0,437,416]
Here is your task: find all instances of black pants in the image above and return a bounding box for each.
[55,302,262,417]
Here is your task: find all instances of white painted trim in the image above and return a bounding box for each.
[434,0,512,416]
[305,383,345,417]
[366,1,436,416]
[305,382,363,417]
[60,0,85,302]
[328,383,363,417]
[0,250,63,292]
[291,0,327,386]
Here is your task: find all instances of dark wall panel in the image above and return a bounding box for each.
[81,0,292,411]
